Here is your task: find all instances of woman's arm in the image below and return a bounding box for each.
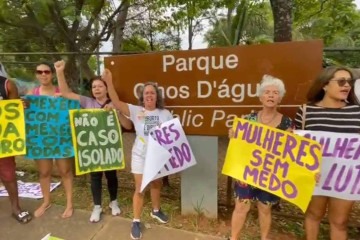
[117,112,133,130]
[102,69,130,117]
[54,60,80,101]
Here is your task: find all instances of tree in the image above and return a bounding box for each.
[165,0,214,49]
[293,0,360,67]
[270,0,292,42]
[204,0,273,47]
[0,0,130,89]
[121,0,182,51]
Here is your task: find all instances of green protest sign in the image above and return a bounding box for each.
[70,109,125,175]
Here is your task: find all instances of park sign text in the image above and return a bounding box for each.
[104,40,323,136]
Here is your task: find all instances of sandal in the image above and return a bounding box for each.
[12,210,32,224]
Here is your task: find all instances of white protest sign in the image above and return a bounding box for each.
[295,130,360,200]
[141,118,197,192]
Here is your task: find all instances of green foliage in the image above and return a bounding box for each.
[293,0,360,67]
[204,0,273,47]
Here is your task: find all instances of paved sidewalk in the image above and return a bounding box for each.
[0,198,224,240]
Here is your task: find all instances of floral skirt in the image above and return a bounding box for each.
[233,181,280,206]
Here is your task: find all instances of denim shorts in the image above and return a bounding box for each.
[234,181,280,205]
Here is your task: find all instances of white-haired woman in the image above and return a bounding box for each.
[228,75,292,240]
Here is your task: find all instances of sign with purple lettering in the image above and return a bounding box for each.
[223,118,322,212]
[141,118,197,192]
[296,130,360,200]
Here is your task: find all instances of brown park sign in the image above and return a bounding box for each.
[104,40,323,136]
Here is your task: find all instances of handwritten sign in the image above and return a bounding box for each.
[222,118,322,212]
[141,118,197,191]
[24,96,79,159]
[0,180,60,199]
[0,100,26,157]
[296,130,360,200]
[70,109,125,175]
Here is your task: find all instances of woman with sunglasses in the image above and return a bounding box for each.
[27,62,73,218]
[294,66,360,240]
[103,70,172,240]
[54,60,132,223]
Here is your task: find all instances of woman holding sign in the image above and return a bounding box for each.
[55,60,132,223]
[228,75,292,240]
[295,66,360,240]
[27,62,74,219]
[103,71,173,240]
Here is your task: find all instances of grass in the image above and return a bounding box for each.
[13,156,360,240]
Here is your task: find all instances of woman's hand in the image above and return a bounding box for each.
[103,104,114,111]
[102,69,112,84]
[54,60,65,72]
[228,128,234,139]
[315,172,321,185]
[235,180,248,187]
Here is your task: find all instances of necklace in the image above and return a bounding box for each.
[259,111,278,125]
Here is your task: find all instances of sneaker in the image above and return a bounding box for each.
[130,221,142,240]
[109,200,121,216]
[150,209,168,223]
[89,205,102,223]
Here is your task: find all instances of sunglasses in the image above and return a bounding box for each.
[35,70,51,75]
[329,78,354,87]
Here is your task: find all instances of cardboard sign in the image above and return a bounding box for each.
[105,40,323,135]
[296,130,360,200]
[222,118,322,212]
[0,100,26,157]
[24,96,79,159]
[70,109,125,175]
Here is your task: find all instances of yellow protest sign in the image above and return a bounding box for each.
[70,109,125,175]
[222,118,322,212]
[0,100,26,158]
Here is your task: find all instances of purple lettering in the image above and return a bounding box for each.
[281,180,297,199]
[295,140,309,167]
[181,143,192,162]
[307,144,320,171]
[273,158,289,178]
[322,163,337,191]
[333,138,349,158]
[173,146,184,167]
[262,129,275,152]
[234,121,249,139]
[154,127,173,145]
[350,165,360,194]
[271,132,284,156]
[258,170,269,188]
[168,123,180,141]
[243,166,259,184]
[282,135,297,162]
[250,149,262,167]
[344,138,358,160]
[245,125,260,144]
[334,165,353,192]
[268,174,281,191]
[262,153,274,172]
[321,137,333,157]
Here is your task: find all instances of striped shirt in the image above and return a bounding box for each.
[294,104,360,133]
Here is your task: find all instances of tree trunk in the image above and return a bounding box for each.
[112,0,130,52]
[270,0,292,42]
